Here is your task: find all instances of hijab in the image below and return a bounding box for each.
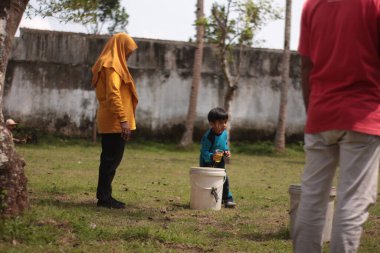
[91,33,138,88]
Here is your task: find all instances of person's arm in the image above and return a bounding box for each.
[301,56,313,113]
[104,68,131,140]
[200,135,214,164]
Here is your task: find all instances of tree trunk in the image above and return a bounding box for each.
[221,50,238,144]
[223,61,236,138]
[0,0,30,218]
[223,44,244,119]
[275,0,292,152]
[179,0,204,148]
[222,64,236,114]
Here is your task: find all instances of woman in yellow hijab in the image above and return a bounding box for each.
[92,33,138,209]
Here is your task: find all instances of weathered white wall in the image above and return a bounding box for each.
[4,29,305,141]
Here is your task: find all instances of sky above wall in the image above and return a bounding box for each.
[19,0,305,50]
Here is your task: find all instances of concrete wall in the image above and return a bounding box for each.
[4,29,305,141]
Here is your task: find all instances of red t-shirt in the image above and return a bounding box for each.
[298,0,380,136]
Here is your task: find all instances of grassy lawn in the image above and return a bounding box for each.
[0,139,379,252]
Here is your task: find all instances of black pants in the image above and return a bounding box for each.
[96,133,125,201]
[222,175,232,201]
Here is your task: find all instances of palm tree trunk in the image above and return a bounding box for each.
[275,0,292,152]
[179,0,204,148]
[0,0,30,217]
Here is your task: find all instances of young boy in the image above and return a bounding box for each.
[199,107,236,208]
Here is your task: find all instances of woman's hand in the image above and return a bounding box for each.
[120,121,131,141]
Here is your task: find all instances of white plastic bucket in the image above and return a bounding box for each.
[189,167,226,210]
[288,184,336,242]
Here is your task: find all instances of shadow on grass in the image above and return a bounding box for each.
[242,226,290,241]
[232,141,304,157]
[33,197,184,222]
[169,202,190,210]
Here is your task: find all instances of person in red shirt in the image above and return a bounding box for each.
[293,0,380,252]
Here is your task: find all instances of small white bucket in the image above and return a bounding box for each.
[288,184,336,242]
[189,167,226,210]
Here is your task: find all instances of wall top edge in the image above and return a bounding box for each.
[18,28,296,54]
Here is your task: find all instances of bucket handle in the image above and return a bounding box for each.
[191,176,226,190]
[211,187,219,202]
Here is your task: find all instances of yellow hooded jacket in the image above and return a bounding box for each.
[91,33,138,133]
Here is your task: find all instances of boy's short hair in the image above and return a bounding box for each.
[208,107,228,122]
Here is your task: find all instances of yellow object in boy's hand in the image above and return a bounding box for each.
[214,149,224,163]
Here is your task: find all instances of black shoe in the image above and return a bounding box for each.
[110,197,126,207]
[97,198,125,209]
[224,200,236,208]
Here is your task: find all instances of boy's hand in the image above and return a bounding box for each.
[224,150,231,165]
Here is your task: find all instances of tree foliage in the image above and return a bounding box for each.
[206,0,281,57]
[26,0,129,34]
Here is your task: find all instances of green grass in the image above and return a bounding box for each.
[0,138,379,252]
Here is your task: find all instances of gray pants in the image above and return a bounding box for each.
[293,131,380,253]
